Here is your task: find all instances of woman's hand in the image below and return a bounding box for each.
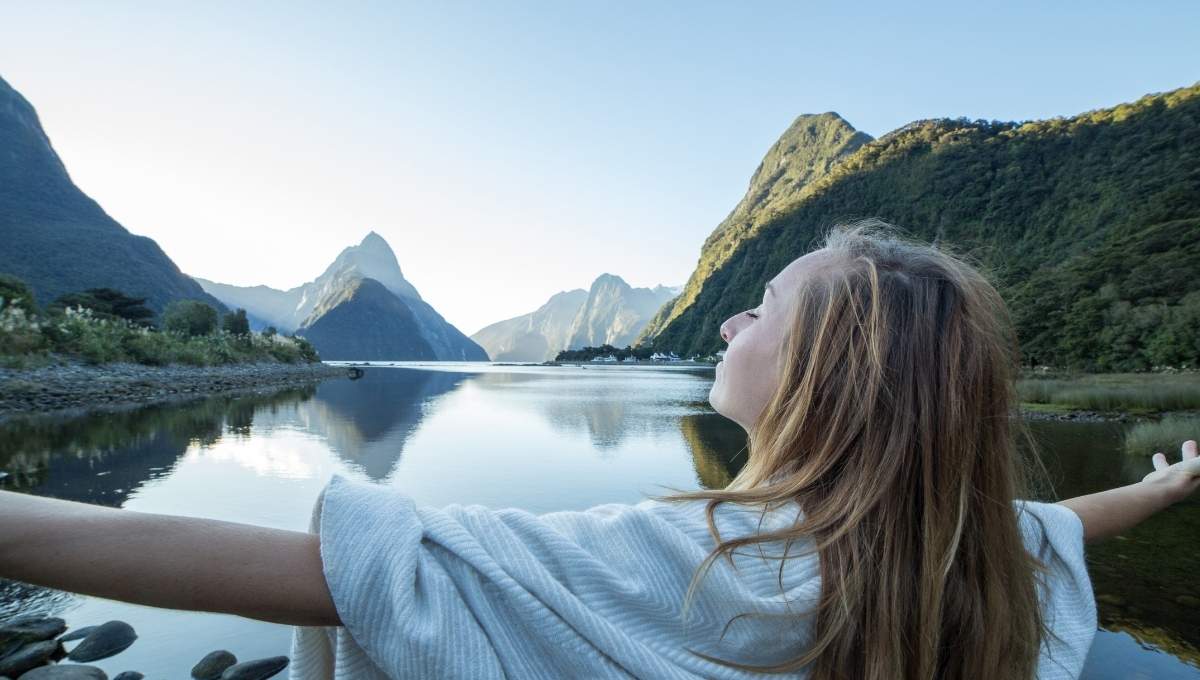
[1142,439,1200,506]
[1058,439,1200,544]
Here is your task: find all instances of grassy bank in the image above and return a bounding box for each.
[1122,415,1200,456]
[1017,372,1200,413]
[1,302,318,368]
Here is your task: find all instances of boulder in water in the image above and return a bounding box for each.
[65,621,136,663]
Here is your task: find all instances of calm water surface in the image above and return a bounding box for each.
[0,362,1197,678]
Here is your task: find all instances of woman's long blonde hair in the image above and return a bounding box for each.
[657,220,1049,679]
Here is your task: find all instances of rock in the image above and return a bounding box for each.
[65,621,136,663]
[0,640,60,677]
[191,650,237,679]
[111,673,143,680]
[0,618,67,658]
[16,665,107,679]
[55,627,96,644]
[219,656,289,680]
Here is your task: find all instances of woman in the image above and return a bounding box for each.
[1,221,1197,679]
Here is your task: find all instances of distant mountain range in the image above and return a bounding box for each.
[470,275,680,361]
[638,84,1200,372]
[196,232,487,361]
[0,75,223,312]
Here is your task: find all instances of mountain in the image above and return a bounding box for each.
[638,84,1200,372]
[470,289,589,362]
[197,232,487,361]
[470,275,680,362]
[0,74,224,313]
[637,113,872,342]
[297,278,436,361]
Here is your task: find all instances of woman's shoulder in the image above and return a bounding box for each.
[1011,499,1086,561]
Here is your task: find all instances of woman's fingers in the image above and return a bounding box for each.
[1183,440,1198,460]
[1153,452,1170,471]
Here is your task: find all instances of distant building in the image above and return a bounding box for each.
[591,354,618,362]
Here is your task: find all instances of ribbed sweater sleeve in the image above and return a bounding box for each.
[1014,500,1098,679]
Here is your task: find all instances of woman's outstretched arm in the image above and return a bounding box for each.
[1058,439,1200,544]
[0,490,341,627]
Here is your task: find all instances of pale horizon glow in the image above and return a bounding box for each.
[1,2,1196,336]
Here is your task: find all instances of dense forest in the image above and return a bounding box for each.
[641,84,1200,372]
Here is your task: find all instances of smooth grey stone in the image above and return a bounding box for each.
[65,621,136,663]
[0,617,67,657]
[191,650,237,679]
[53,627,94,646]
[111,673,143,680]
[0,640,60,677]
[17,665,107,679]
[219,656,289,680]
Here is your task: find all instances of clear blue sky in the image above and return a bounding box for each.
[1,1,1196,335]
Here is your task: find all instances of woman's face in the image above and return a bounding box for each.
[709,250,832,433]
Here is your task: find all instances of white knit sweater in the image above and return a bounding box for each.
[289,474,1096,679]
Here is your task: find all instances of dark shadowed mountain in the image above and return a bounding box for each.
[0,74,223,313]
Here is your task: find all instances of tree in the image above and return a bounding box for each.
[52,288,155,326]
[222,308,250,336]
[162,300,219,337]
[0,274,37,315]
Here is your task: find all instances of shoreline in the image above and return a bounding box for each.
[0,359,1186,425]
[1018,408,1146,423]
[0,359,348,421]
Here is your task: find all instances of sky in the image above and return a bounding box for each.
[1,2,1197,336]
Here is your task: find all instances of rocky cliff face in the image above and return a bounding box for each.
[471,275,680,362]
[0,74,223,312]
[470,289,589,362]
[197,232,487,361]
[636,113,871,344]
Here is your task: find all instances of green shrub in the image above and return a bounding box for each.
[51,288,155,326]
[1124,415,1200,456]
[42,306,128,364]
[291,335,320,363]
[162,300,219,337]
[2,297,320,367]
[0,296,48,357]
[121,327,178,365]
[0,274,37,315]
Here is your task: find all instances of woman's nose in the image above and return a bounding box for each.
[720,316,736,343]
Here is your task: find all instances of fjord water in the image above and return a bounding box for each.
[0,363,1196,678]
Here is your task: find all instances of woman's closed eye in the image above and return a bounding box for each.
[745,309,760,319]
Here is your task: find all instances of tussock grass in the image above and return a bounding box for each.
[1018,374,1200,412]
[1123,415,1200,456]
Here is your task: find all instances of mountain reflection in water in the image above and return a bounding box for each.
[0,363,1196,678]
